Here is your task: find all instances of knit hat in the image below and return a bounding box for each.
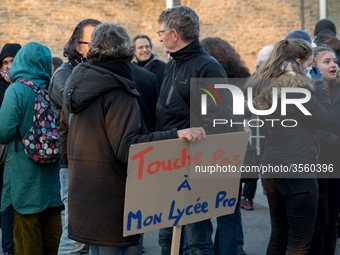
[285,30,312,44]
[0,43,22,66]
[257,45,274,66]
[314,19,336,37]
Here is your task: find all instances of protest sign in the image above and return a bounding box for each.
[124,131,250,237]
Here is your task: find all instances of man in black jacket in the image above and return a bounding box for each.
[48,18,101,255]
[132,35,166,93]
[130,64,158,132]
[157,5,236,255]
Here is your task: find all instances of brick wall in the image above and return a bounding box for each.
[0,0,339,72]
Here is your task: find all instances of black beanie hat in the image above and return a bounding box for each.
[0,43,22,66]
[314,19,337,37]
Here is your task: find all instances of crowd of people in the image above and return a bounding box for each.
[0,4,339,255]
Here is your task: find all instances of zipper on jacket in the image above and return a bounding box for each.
[158,62,177,128]
[167,61,178,106]
[166,86,174,106]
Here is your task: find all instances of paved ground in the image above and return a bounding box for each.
[142,181,271,254]
[142,181,340,255]
[1,182,340,254]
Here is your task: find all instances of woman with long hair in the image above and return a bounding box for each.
[201,37,250,255]
[246,39,334,254]
[309,45,340,255]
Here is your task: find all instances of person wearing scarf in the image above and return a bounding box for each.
[0,43,21,106]
[0,42,21,255]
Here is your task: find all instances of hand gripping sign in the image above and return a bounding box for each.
[124,132,250,254]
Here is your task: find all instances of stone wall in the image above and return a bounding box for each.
[0,0,339,72]
[0,0,167,64]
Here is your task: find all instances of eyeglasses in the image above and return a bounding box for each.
[157,29,170,37]
[78,41,90,45]
[137,45,151,50]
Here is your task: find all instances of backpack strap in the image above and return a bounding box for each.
[15,128,22,152]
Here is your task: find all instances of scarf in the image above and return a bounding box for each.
[136,53,154,68]
[0,67,11,83]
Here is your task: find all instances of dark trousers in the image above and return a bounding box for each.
[263,178,318,255]
[13,207,62,255]
[1,206,14,254]
[309,178,340,255]
[0,185,14,254]
[242,180,257,200]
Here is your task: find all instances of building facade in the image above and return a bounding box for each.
[0,0,339,72]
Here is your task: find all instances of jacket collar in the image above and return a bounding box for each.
[93,61,134,81]
[170,39,204,64]
[136,53,155,68]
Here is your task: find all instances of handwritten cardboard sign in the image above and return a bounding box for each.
[123,132,250,236]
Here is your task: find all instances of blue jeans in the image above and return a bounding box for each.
[89,245,128,255]
[214,209,240,255]
[237,207,244,248]
[214,185,242,255]
[264,178,318,255]
[159,219,214,255]
[58,168,85,255]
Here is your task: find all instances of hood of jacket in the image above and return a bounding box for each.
[9,42,52,86]
[64,62,140,113]
[252,72,311,111]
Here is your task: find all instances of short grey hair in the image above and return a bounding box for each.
[87,23,134,64]
[158,6,200,43]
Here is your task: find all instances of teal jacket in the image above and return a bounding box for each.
[0,42,62,214]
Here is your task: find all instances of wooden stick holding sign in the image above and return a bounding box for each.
[171,225,182,255]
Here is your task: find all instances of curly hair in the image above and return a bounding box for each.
[63,19,101,63]
[133,35,153,49]
[87,23,134,64]
[158,6,199,43]
[201,37,250,78]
